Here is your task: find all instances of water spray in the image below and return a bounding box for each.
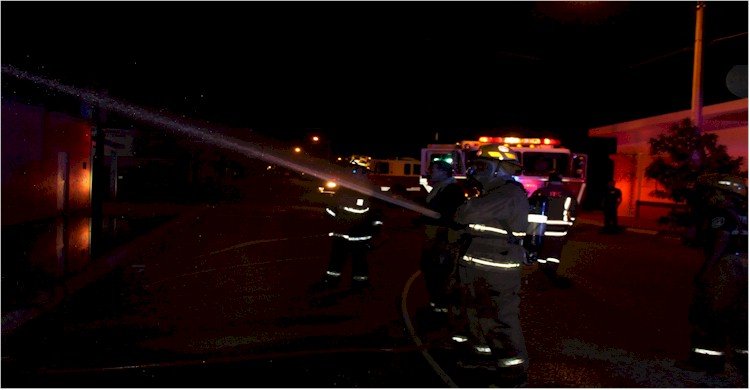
[2,65,440,219]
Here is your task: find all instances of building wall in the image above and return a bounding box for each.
[2,100,92,225]
[589,98,748,217]
[2,100,92,276]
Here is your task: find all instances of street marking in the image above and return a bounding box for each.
[205,234,329,256]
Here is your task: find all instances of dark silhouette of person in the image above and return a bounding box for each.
[602,180,622,233]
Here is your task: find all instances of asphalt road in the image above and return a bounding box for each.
[1,175,747,387]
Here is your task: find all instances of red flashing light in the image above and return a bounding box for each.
[476,136,561,147]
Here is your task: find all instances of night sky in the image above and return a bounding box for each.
[2,1,747,157]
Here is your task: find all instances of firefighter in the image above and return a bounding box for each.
[310,164,384,292]
[414,160,466,327]
[678,174,748,378]
[448,143,529,385]
[529,172,577,289]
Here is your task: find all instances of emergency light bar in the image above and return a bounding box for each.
[477,136,560,147]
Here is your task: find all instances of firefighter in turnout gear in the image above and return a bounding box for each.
[416,160,466,322]
[448,143,530,384]
[529,172,577,289]
[679,174,748,378]
[313,164,384,291]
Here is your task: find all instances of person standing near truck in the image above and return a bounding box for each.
[415,160,466,328]
[529,172,577,289]
[602,180,622,233]
[448,144,529,386]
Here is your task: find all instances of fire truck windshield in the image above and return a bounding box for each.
[522,152,570,177]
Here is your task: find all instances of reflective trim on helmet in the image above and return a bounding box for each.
[329,233,373,241]
[462,255,521,268]
[693,347,725,356]
[326,208,336,217]
[499,357,525,367]
[344,206,370,214]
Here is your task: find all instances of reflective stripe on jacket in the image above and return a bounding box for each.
[532,182,577,236]
[326,190,382,241]
[454,180,529,267]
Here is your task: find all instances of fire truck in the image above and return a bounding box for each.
[420,136,588,203]
[369,157,423,196]
[318,155,424,198]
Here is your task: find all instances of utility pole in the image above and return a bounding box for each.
[691,1,705,133]
[690,1,705,168]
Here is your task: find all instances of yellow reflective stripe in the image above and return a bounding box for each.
[546,220,573,226]
[469,224,526,238]
[499,357,525,367]
[693,348,725,356]
[469,223,508,235]
[329,233,373,241]
[528,214,548,223]
[344,206,370,214]
[462,255,520,268]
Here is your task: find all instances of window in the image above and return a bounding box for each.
[375,162,390,174]
[521,152,570,176]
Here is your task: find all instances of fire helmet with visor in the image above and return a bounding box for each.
[468,143,522,189]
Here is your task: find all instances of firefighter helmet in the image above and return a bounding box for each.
[469,144,521,177]
[468,144,522,191]
[697,174,747,198]
[475,144,522,166]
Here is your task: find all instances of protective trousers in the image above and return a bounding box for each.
[538,236,565,277]
[454,262,529,373]
[689,252,748,374]
[327,237,370,282]
[420,228,459,310]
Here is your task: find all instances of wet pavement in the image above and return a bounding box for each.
[2,177,747,387]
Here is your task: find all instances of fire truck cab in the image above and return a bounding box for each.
[318,155,424,198]
[369,157,423,196]
[420,136,588,204]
